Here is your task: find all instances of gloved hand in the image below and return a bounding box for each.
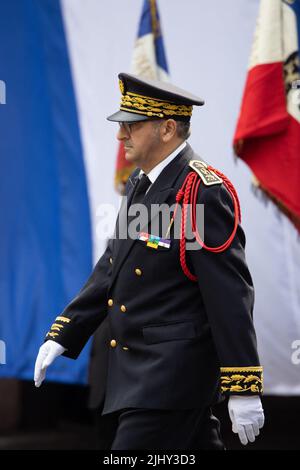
[228,395,264,445]
[34,340,66,387]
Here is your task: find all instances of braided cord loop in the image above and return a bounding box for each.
[172,169,241,281]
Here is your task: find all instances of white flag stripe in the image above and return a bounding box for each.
[61,0,300,395]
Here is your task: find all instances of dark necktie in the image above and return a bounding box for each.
[130,174,151,206]
[127,174,151,236]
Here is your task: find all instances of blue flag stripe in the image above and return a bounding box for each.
[137,0,169,73]
[285,0,300,62]
[0,0,92,383]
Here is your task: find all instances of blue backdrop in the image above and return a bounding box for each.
[0,0,93,384]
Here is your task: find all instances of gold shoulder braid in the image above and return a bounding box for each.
[220,366,263,394]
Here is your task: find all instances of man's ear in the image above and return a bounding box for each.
[161,119,177,142]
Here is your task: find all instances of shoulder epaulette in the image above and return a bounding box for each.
[189,160,223,186]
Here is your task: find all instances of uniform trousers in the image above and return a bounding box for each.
[99,407,225,450]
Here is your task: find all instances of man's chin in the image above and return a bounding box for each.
[124,148,135,161]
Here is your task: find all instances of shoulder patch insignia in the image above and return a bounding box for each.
[189,160,223,186]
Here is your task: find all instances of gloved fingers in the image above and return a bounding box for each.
[237,425,248,446]
[34,347,48,385]
[258,414,265,429]
[252,421,260,437]
[232,422,238,434]
[42,347,59,369]
[228,406,235,423]
[34,355,47,387]
[35,368,46,388]
[244,424,256,443]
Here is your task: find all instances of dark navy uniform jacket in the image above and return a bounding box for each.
[46,143,262,415]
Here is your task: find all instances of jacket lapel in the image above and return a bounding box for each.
[110,144,194,288]
[111,169,139,254]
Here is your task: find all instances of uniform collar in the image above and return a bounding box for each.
[139,141,187,186]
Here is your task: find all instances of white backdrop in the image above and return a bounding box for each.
[61,0,300,394]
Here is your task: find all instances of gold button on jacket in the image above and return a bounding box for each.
[47,145,261,416]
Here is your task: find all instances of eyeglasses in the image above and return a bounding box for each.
[118,121,139,135]
[118,120,161,135]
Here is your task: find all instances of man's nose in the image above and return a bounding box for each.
[117,126,128,141]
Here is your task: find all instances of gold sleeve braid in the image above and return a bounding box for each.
[220,366,263,394]
[46,316,71,340]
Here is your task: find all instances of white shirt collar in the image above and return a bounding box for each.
[139,141,187,186]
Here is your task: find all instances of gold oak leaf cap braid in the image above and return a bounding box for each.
[107,73,205,123]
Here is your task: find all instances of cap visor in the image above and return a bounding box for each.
[106,110,150,122]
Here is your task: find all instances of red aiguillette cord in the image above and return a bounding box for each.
[171,168,241,282]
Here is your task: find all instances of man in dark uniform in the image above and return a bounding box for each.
[34,73,264,449]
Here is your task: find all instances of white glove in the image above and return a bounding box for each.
[228,395,264,445]
[34,340,66,387]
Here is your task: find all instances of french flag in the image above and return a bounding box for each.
[114,0,170,193]
[233,0,300,229]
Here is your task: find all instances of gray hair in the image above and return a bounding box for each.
[176,120,191,140]
[151,119,191,140]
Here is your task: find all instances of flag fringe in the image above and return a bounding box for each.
[252,175,300,233]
